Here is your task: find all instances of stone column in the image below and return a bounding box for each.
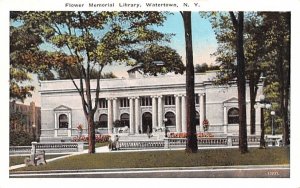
[135,97,140,134]
[199,93,205,132]
[68,112,72,137]
[223,106,228,134]
[157,96,163,128]
[181,95,187,132]
[129,97,135,134]
[113,98,118,122]
[175,95,181,132]
[54,113,58,137]
[152,96,157,128]
[107,98,113,134]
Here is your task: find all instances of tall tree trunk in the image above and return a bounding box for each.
[283,12,290,146]
[237,12,248,153]
[230,11,248,153]
[249,74,256,135]
[181,11,198,153]
[87,113,96,154]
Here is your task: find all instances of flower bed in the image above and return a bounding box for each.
[72,134,111,143]
[168,132,214,138]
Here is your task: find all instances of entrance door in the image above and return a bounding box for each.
[142,112,152,133]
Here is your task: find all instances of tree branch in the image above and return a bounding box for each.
[229,12,238,31]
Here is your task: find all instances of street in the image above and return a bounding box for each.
[10,165,289,178]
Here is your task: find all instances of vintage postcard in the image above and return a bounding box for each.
[1,0,300,187]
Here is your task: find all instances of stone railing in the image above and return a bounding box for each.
[167,137,228,148]
[9,146,32,155]
[118,140,165,150]
[118,136,260,150]
[9,142,84,155]
[229,135,260,146]
[33,142,84,153]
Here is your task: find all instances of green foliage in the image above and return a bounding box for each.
[113,120,122,128]
[128,44,185,75]
[195,63,220,73]
[13,147,289,171]
[10,111,34,146]
[10,128,34,146]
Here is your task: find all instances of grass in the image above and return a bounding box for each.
[83,142,109,150]
[10,154,67,167]
[11,147,289,171]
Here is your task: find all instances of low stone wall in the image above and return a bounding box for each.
[9,146,32,155]
[9,142,84,155]
[118,136,261,150]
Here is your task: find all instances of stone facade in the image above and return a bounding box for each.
[39,72,263,141]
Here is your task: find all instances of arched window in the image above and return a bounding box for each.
[59,114,68,128]
[165,112,176,127]
[228,108,239,124]
[99,114,108,128]
[120,113,130,127]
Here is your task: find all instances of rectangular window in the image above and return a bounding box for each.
[99,98,108,109]
[120,98,129,107]
[140,96,152,106]
[164,95,175,105]
[195,95,199,104]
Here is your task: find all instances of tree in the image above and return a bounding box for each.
[181,11,198,153]
[14,11,175,153]
[261,12,290,145]
[229,12,248,153]
[10,21,40,102]
[205,12,266,137]
[128,44,185,76]
[195,63,208,73]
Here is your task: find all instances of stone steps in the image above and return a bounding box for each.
[118,134,164,141]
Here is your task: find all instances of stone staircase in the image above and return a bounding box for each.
[117,132,165,141]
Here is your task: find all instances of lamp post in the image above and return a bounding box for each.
[32,124,36,142]
[271,111,275,136]
[255,94,271,148]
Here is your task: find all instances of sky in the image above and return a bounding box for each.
[102,12,218,78]
[20,12,218,106]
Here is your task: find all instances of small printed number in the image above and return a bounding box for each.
[267,171,279,176]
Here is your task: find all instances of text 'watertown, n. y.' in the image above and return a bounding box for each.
[64,2,201,9]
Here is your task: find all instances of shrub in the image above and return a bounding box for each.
[168,132,214,138]
[72,134,110,143]
[10,128,34,146]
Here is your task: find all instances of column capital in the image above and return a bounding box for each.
[150,95,158,98]
[198,93,206,97]
[106,97,113,100]
[157,95,163,99]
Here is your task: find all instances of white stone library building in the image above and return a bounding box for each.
[39,70,263,142]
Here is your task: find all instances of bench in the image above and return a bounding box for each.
[24,150,47,166]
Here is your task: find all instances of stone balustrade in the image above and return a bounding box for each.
[118,136,261,150]
[118,140,165,150]
[9,142,84,155]
[9,146,32,155]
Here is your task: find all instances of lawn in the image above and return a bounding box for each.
[10,154,67,166]
[12,147,289,171]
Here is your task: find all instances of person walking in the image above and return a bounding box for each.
[146,125,151,138]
